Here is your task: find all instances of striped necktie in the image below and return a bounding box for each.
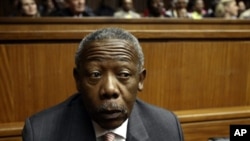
[103,132,115,141]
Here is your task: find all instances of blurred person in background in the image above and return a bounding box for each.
[214,0,238,19]
[239,3,250,19]
[143,0,167,17]
[190,0,206,19]
[114,0,141,18]
[166,0,191,18]
[54,0,67,9]
[204,0,220,17]
[13,0,40,17]
[49,0,95,17]
[40,0,60,16]
[237,0,246,17]
[95,0,115,16]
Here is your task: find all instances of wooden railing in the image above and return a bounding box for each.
[1,18,250,31]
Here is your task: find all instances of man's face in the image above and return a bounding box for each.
[194,0,204,12]
[67,0,85,14]
[74,39,145,129]
[175,0,187,9]
[151,0,165,14]
[123,0,133,12]
[226,1,238,17]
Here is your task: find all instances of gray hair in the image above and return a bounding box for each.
[75,27,144,71]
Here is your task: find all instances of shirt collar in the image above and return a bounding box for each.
[92,119,128,139]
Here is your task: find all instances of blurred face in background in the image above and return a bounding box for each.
[238,1,246,14]
[122,0,133,12]
[149,0,165,15]
[45,0,55,10]
[175,0,188,9]
[194,0,204,13]
[225,0,238,17]
[20,0,38,16]
[151,0,164,9]
[66,0,85,14]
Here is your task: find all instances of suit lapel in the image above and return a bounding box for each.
[126,102,149,141]
[67,95,96,141]
[63,95,149,141]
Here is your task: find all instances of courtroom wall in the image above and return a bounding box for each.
[1,19,250,141]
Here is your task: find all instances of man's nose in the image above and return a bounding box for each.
[100,74,119,99]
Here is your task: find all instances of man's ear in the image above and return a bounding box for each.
[73,67,81,92]
[138,69,146,91]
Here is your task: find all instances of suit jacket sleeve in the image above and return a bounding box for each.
[22,118,33,141]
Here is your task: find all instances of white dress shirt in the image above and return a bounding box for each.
[92,119,128,141]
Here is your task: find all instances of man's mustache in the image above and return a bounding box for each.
[96,102,127,113]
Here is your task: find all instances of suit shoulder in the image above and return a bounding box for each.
[134,99,182,132]
[28,94,80,121]
[135,99,177,119]
[133,99,184,140]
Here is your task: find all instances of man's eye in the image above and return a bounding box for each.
[118,72,131,78]
[89,72,101,78]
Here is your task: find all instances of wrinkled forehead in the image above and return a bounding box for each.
[80,39,138,60]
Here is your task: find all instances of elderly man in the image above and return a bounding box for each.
[22,27,184,141]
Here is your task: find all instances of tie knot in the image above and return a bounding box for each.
[103,132,115,141]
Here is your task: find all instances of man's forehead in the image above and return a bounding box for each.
[79,39,139,63]
[82,39,136,52]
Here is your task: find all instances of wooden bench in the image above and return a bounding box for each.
[176,106,250,141]
[0,122,23,141]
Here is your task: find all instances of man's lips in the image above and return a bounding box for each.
[100,110,122,119]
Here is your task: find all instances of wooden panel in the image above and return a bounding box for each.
[140,40,250,110]
[1,30,250,123]
[0,42,78,123]
[1,25,250,141]
[0,18,250,31]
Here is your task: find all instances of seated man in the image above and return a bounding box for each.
[143,0,168,17]
[114,0,141,18]
[22,27,184,141]
[50,0,94,17]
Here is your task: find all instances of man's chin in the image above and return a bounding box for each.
[97,119,125,130]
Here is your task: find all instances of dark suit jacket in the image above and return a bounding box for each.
[22,93,184,141]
